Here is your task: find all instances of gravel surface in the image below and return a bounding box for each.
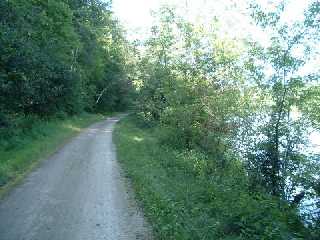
[0,116,153,240]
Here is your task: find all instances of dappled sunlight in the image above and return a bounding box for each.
[87,128,113,133]
[108,118,120,122]
[63,124,82,132]
[103,129,113,133]
[63,123,114,134]
[133,136,144,142]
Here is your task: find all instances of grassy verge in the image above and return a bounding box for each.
[0,113,105,197]
[114,115,309,240]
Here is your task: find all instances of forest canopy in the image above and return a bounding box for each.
[0,0,132,119]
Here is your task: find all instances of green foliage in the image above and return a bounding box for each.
[243,0,320,201]
[301,85,320,129]
[132,2,320,237]
[0,0,80,115]
[0,0,132,117]
[0,113,104,190]
[115,115,310,240]
[0,0,132,194]
[136,7,244,160]
[1,0,319,237]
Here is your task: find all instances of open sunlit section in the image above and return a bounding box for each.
[113,0,319,72]
[113,0,312,39]
[133,136,144,142]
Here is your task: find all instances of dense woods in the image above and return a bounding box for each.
[0,0,131,137]
[1,0,320,239]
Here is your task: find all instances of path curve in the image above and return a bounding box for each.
[0,115,152,240]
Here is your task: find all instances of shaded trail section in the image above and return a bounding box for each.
[0,116,152,240]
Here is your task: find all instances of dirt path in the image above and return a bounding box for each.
[0,116,152,240]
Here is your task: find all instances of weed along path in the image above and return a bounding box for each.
[0,116,152,240]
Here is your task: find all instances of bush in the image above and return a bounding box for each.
[115,116,311,240]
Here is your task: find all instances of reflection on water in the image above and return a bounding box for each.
[301,128,320,224]
[310,131,320,153]
[235,118,320,223]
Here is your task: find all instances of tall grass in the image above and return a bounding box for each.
[114,115,310,240]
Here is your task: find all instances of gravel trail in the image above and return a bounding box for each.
[0,116,152,240]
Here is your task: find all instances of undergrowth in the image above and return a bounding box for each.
[114,115,312,240]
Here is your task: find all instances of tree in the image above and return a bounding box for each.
[0,0,132,119]
[245,1,320,202]
[137,6,245,167]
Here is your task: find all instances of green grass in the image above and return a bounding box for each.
[0,113,105,196]
[114,115,310,240]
